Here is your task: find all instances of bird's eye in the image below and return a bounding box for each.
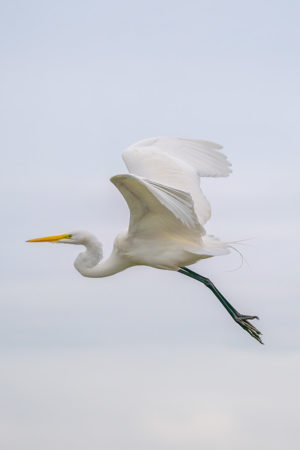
[66,234,72,239]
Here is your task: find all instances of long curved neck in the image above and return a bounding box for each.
[73,237,128,278]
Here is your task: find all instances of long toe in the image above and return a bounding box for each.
[237,314,259,321]
[234,315,263,344]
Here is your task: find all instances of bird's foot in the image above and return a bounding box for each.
[233,313,263,344]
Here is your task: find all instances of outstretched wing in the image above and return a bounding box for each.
[110,174,204,238]
[122,137,231,224]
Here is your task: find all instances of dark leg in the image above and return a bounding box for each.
[179,266,263,344]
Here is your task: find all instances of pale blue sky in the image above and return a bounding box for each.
[1,1,300,449]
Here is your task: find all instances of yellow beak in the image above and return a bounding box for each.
[26,233,71,243]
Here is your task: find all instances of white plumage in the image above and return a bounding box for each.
[27,137,262,343]
[109,136,231,269]
[122,136,231,224]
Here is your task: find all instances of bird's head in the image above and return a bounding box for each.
[26,230,103,276]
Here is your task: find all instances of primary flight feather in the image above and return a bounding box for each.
[27,137,262,344]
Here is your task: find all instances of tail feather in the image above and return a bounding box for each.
[185,234,230,257]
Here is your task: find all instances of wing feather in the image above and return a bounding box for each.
[110,174,203,237]
[122,137,231,225]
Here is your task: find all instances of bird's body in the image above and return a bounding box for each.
[27,137,263,343]
[73,230,223,278]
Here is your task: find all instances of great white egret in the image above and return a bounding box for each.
[27,137,262,344]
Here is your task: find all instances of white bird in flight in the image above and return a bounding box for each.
[27,137,262,343]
